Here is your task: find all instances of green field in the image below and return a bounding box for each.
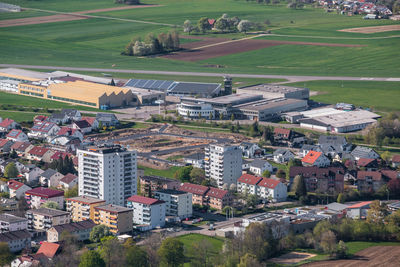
[346,241,400,255]
[138,165,182,178]
[286,80,400,112]
[0,110,47,122]
[0,0,399,77]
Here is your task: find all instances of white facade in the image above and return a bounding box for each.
[0,214,28,233]
[127,198,166,231]
[177,102,215,118]
[25,167,44,184]
[77,145,137,206]
[249,161,273,176]
[258,182,287,202]
[6,130,28,142]
[205,144,242,189]
[29,195,64,209]
[154,190,192,220]
[237,182,258,195]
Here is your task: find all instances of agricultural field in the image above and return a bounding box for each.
[0,0,399,77]
[0,110,47,122]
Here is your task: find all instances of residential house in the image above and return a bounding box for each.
[0,118,18,132]
[126,195,166,231]
[48,135,81,152]
[273,149,295,164]
[28,122,60,139]
[66,196,106,222]
[50,151,73,162]
[93,204,133,235]
[249,159,273,176]
[96,113,119,127]
[58,173,77,189]
[381,169,400,180]
[392,155,400,168]
[357,158,379,171]
[24,167,44,185]
[27,146,54,162]
[302,151,330,167]
[25,187,64,209]
[154,189,192,220]
[6,129,28,142]
[0,230,31,252]
[257,178,287,202]
[139,175,181,198]
[56,127,84,141]
[184,153,205,169]
[318,135,351,154]
[239,142,264,158]
[81,116,99,130]
[0,139,13,153]
[61,109,81,121]
[8,180,31,199]
[12,254,49,266]
[72,120,92,134]
[36,242,60,259]
[179,183,209,207]
[299,144,322,158]
[205,187,232,210]
[242,159,251,171]
[347,201,372,219]
[26,208,70,231]
[237,174,263,195]
[0,159,26,174]
[357,171,387,193]
[48,113,68,125]
[0,198,18,211]
[274,128,305,148]
[33,115,48,123]
[289,166,345,194]
[0,214,28,233]
[47,220,96,243]
[351,146,380,161]
[10,141,33,157]
[39,169,64,188]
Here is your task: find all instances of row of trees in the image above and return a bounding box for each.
[364,112,400,147]
[49,156,76,175]
[124,31,180,56]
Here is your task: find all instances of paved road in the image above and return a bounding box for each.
[1,64,400,83]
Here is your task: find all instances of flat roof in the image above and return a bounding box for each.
[299,108,346,118]
[0,68,55,80]
[183,93,262,106]
[66,196,106,205]
[239,84,308,93]
[155,189,188,195]
[95,204,132,213]
[302,110,380,128]
[235,98,305,111]
[28,208,69,217]
[0,213,27,223]
[50,71,119,85]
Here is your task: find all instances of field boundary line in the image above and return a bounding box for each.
[265,33,400,40]
[191,34,268,50]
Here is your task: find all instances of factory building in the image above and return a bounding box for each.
[0,68,48,93]
[127,87,166,105]
[236,84,309,100]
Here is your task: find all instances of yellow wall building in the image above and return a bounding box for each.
[66,196,106,222]
[93,204,133,235]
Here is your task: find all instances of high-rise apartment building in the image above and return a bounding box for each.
[77,145,137,206]
[205,144,242,188]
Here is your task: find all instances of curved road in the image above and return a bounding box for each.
[1,64,400,83]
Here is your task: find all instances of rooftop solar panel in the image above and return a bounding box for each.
[8,130,19,137]
[136,80,148,87]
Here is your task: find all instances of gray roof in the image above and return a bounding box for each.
[351,146,379,159]
[61,109,79,117]
[50,113,66,120]
[169,82,220,96]
[273,149,293,157]
[0,230,31,242]
[51,220,96,233]
[250,159,269,169]
[27,208,69,217]
[299,118,330,127]
[318,135,347,146]
[0,213,27,223]
[301,144,321,152]
[96,113,118,121]
[155,189,188,195]
[325,202,349,212]
[95,204,132,213]
[66,196,105,204]
[40,169,57,179]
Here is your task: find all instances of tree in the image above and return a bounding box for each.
[198,17,212,33]
[9,150,17,159]
[190,168,206,184]
[320,230,337,256]
[4,162,18,178]
[230,114,235,121]
[215,17,229,32]
[219,112,224,120]
[174,166,193,182]
[381,151,391,163]
[158,237,185,267]
[336,240,348,259]
[209,112,213,120]
[189,239,213,267]
[79,250,105,267]
[262,170,271,178]
[276,169,286,179]
[292,175,307,198]
[183,20,194,34]
[143,233,162,267]
[54,231,79,266]
[0,242,14,266]
[262,126,274,144]
[237,20,252,33]
[126,244,149,267]
[238,253,263,267]
[337,193,345,203]
[41,201,59,209]
[170,30,180,50]
[65,184,78,198]
[145,33,162,54]
[246,194,259,208]
[99,236,126,267]
[89,225,111,243]
[367,200,388,224]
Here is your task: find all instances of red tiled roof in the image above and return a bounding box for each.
[0,139,11,147]
[8,180,26,190]
[60,173,77,184]
[392,155,400,163]
[274,128,291,137]
[357,158,376,167]
[238,174,263,185]
[208,19,215,25]
[381,170,399,180]
[28,146,49,157]
[26,187,64,198]
[258,178,280,189]
[205,187,228,199]
[357,171,382,181]
[57,127,78,136]
[0,118,15,128]
[82,117,96,126]
[10,141,24,150]
[302,151,323,164]
[6,129,24,139]
[127,195,164,205]
[347,201,372,209]
[34,115,48,122]
[36,242,60,258]
[179,183,209,195]
[50,151,71,160]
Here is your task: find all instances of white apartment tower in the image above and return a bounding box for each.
[205,144,242,189]
[77,145,137,206]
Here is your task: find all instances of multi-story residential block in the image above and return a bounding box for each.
[237,174,262,195]
[357,171,387,193]
[0,214,28,233]
[77,145,137,206]
[154,189,192,220]
[0,198,18,211]
[26,208,70,231]
[66,196,106,222]
[8,180,31,199]
[205,187,232,210]
[0,230,31,252]
[205,144,242,189]
[237,174,287,202]
[93,204,133,235]
[126,195,166,231]
[47,220,96,243]
[25,187,64,209]
[179,183,209,206]
[139,175,180,198]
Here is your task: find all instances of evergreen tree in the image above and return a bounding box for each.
[292,175,307,198]
[4,162,19,178]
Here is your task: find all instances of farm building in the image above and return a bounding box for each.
[236,84,309,100]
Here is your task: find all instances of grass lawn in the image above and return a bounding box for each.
[286,80,400,112]
[166,155,184,161]
[0,110,47,122]
[138,165,182,179]
[177,125,231,133]
[346,241,400,255]
[0,0,399,77]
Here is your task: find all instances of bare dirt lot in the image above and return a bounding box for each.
[339,24,400,34]
[0,5,160,28]
[269,252,316,265]
[304,246,400,267]
[161,38,364,62]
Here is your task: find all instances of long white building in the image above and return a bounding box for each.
[176,102,215,118]
[205,144,242,189]
[126,195,166,231]
[77,145,137,206]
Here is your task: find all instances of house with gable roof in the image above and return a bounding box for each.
[239,142,264,158]
[392,155,400,168]
[356,171,387,193]
[96,113,119,127]
[0,118,18,132]
[299,144,322,158]
[24,167,44,185]
[27,146,55,162]
[274,128,305,147]
[205,187,232,210]
[237,174,263,195]
[61,109,81,122]
[28,121,60,139]
[10,141,33,157]
[81,116,99,130]
[6,129,28,142]
[58,173,78,189]
[0,139,14,153]
[56,126,84,141]
[47,220,95,242]
[273,149,295,163]
[126,195,165,231]
[48,113,68,125]
[351,146,380,161]
[8,180,31,199]
[257,177,287,202]
[72,120,92,134]
[39,169,64,188]
[302,151,330,167]
[249,159,273,175]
